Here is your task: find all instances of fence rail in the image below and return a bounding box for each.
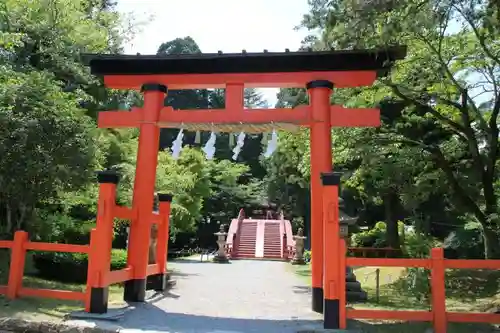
[345,246,500,332]
[0,228,168,309]
[0,230,91,302]
[0,240,13,248]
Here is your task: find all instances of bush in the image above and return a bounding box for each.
[443,221,485,259]
[392,230,438,302]
[32,249,127,283]
[393,267,431,303]
[31,210,96,244]
[303,250,311,262]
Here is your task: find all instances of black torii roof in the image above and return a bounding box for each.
[82,46,407,77]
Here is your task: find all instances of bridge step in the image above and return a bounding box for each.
[231,219,289,261]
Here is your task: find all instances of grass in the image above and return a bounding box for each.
[3,247,499,332]
[291,263,500,332]
[0,249,185,322]
[0,249,126,321]
[0,278,125,322]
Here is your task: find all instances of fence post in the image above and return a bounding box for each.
[87,170,119,314]
[339,238,347,329]
[431,247,447,333]
[375,268,380,303]
[85,228,99,312]
[320,172,341,330]
[151,193,173,292]
[7,231,28,299]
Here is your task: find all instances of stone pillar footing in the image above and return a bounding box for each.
[324,298,340,329]
[312,286,324,313]
[123,279,146,302]
[213,255,229,263]
[291,258,306,265]
[89,287,109,314]
[146,273,167,292]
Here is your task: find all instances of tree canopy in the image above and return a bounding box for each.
[0,0,498,260]
[269,0,500,258]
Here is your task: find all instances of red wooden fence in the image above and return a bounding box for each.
[0,228,167,310]
[343,241,500,333]
[0,231,90,303]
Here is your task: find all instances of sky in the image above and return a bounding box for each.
[116,0,312,106]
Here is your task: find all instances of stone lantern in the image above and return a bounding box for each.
[337,187,368,303]
[292,228,307,265]
[213,224,229,263]
[338,197,358,239]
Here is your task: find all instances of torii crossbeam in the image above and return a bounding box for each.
[84,46,406,330]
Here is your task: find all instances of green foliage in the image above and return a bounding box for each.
[30,211,95,244]
[156,147,211,235]
[303,249,312,262]
[32,249,127,283]
[443,218,485,259]
[393,228,438,301]
[397,267,432,302]
[0,0,134,238]
[270,0,500,258]
[262,130,310,220]
[391,227,438,301]
[351,221,404,249]
[403,226,439,259]
[0,68,100,235]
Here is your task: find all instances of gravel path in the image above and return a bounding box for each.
[70,258,323,333]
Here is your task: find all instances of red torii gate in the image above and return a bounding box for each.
[85,47,406,329]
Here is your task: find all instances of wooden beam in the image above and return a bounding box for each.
[103,71,377,90]
[330,106,380,127]
[96,105,380,129]
[97,108,142,128]
[158,106,310,125]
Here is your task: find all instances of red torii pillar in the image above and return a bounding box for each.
[307,80,334,314]
[123,83,167,302]
[306,79,380,327]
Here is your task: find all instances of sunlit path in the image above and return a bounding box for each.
[69,259,322,333]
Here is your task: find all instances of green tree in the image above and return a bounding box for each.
[156,147,211,236]
[0,0,136,238]
[300,0,500,257]
[0,67,99,235]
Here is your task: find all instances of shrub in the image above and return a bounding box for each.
[443,220,485,259]
[303,249,311,262]
[351,221,390,249]
[32,249,127,283]
[393,267,431,303]
[31,210,96,244]
[392,230,438,302]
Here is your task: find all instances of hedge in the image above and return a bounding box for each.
[32,249,127,283]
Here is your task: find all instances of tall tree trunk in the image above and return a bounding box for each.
[17,204,26,231]
[476,208,500,259]
[384,190,401,249]
[5,203,12,235]
[482,226,500,259]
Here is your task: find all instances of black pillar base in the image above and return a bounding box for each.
[324,298,340,329]
[146,273,167,292]
[89,287,109,314]
[123,278,146,302]
[312,287,324,313]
